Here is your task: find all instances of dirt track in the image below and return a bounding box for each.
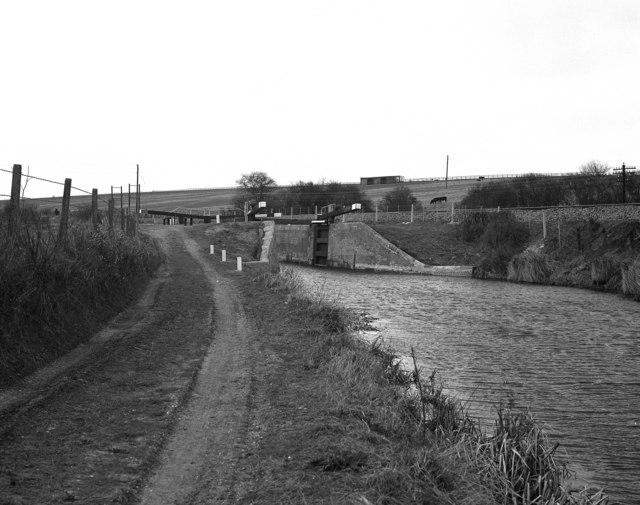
[0,226,260,504]
[140,233,258,504]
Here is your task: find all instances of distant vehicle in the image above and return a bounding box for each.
[430,196,447,204]
[477,176,485,181]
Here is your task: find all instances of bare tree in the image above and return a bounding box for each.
[579,160,611,176]
[235,171,277,206]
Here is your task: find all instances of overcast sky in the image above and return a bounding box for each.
[2,0,639,198]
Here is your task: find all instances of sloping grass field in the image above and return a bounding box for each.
[22,178,484,214]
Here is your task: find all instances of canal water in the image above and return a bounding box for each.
[289,265,640,504]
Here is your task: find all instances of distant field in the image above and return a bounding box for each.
[21,178,487,212]
[360,178,479,206]
[24,188,239,213]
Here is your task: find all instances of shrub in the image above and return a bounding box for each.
[461,211,530,277]
[480,213,530,250]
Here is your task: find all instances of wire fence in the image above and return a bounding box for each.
[0,167,114,205]
[2,164,140,238]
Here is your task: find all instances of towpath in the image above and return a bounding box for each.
[0,226,260,504]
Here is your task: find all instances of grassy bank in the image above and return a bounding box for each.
[507,220,640,299]
[0,213,160,387]
[374,215,640,299]
[236,261,610,504]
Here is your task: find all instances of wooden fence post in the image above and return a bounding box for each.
[8,164,22,236]
[542,211,547,239]
[126,214,135,237]
[58,178,72,244]
[108,198,114,231]
[91,189,98,229]
[558,219,561,248]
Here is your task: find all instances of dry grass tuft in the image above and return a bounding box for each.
[621,258,640,298]
[590,254,622,288]
[507,250,553,283]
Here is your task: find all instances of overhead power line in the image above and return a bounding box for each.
[613,163,637,204]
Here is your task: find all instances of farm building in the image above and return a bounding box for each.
[360,175,404,185]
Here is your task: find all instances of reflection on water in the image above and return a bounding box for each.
[290,265,640,503]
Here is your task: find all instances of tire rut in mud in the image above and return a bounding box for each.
[139,234,258,504]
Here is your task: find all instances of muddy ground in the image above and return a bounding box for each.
[0,223,357,504]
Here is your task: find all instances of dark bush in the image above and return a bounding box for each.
[459,211,530,277]
[460,172,638,208]
[480,212,530,250]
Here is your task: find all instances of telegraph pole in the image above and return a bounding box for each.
[136,164,140,217]
[613,162,637,203]
[445,155,449,191]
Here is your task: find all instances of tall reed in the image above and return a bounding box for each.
[0,212,159,386]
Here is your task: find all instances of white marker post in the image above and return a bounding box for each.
[216,215,220,224]
[222,250,226,262]
[237,257,242,271]
[210,245,214,254]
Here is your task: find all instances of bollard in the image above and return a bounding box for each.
[210,245,214,254]
[222,250,226,262]
[237,257,242,271]
[216,215,220,224]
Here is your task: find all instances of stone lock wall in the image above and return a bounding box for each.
[272,224,314,265]
[271,222,473,276]
[327,222,426,271]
